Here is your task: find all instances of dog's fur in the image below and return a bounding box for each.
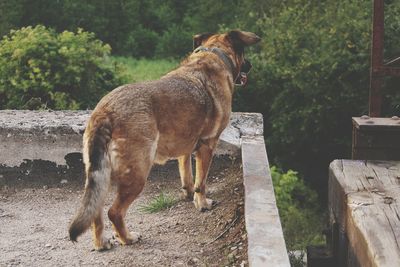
[69,30,260,250]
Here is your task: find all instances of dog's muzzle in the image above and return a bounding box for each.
[235,59,252,86]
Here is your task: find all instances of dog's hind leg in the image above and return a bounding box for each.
[92,212,112,251]
[108,180,146,245]
[108,138,154,245]
[193,139,217,211]
[178,154,194,200]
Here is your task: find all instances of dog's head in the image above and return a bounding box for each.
[193,30,261,86]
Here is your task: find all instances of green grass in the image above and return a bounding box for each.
[112,56,179,83]
[138,192,178,213]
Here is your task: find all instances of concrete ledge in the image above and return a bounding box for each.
[241,135,290,266]
[0,110,89,166]
[0,110,262,167]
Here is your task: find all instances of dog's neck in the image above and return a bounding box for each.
[193,46,237,81]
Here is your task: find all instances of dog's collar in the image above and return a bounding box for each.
[193,46,236,80]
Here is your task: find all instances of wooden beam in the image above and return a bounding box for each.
[329,160,400,267]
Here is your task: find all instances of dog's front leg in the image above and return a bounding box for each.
[193,139,217,211]
[178,154,194,200]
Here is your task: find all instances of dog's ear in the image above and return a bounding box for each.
[193,32,214,50]
[228,30,261,47]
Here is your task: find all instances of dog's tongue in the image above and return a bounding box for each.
[239,72,248,86]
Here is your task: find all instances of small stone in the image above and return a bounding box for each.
[227,253,235,263]
[231,246,237,250]
[361,115,370,119]
[60,179,68,184]
[190,257,200,263]
[43,185,49,190]
[45,243,52,248]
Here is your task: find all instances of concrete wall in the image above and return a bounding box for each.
[0,110,262,167]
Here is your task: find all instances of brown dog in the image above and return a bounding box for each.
[69,30,260,250]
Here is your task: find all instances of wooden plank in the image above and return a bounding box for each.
[347,195,400,267]
[352,148,400,161]
[353,129,400,148]
[329,160,400,267]
[352,117,400,160]
[353,117,400,130]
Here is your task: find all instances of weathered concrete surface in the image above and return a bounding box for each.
[218,112,263,156]
[0,110,89,167]
[242,134,290,266]
[0,110,262,167]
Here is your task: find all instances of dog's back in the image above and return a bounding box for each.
[69,30,260,251]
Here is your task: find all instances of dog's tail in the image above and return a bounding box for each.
[69,114,112,242]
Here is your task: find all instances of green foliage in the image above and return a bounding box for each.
[271,166,325,253]
[138,192,177,213]
[123,26,159,58]
[112,56,178,83]
[288,251,306,267]
[233,1,400,190]
[0,0,242,58]
[0,25,126,109]
[155,24,192,58]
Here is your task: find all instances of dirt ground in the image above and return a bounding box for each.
[0,157,247,267]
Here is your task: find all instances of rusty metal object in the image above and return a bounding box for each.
[369,0,384,117]
[369,0,400,117]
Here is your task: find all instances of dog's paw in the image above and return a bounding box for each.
[122,232,142,245]
[193,193,216,212]
[180,189,194,201]
[94,237,113,251]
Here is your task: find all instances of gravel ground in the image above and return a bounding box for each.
[0,158,247,267]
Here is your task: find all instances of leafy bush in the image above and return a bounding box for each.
[0,25,126,109]
[155,24,192,58]
[0,0,242,58]
[271,166,325,253]
[122,26,159,58]
[233,1,400,191]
